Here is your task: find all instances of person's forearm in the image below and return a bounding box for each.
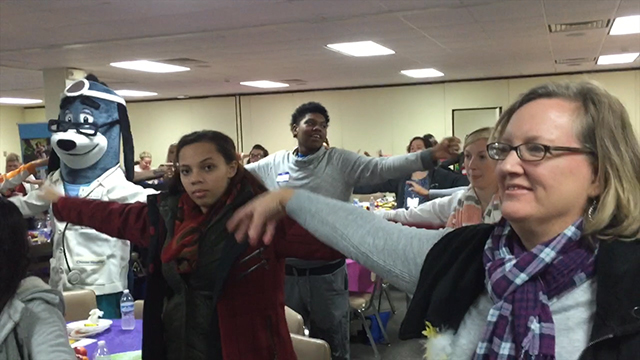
[285,189,451,294]
[352,149,435,186]
[0,162,38,192]
[133,169,165,182]
[54,197,151,247]
[428,186,468,200]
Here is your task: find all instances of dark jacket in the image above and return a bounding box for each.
[53,192,343,360]
[400,224,640,359]
[353,167,469,208]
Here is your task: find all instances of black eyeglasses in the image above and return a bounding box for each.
[48,119,119,136]
[487,142,595,162]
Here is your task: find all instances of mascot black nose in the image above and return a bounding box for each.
[56,139,77,151]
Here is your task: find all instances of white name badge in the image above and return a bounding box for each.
[276,172,290,183]
[407,197,420,209]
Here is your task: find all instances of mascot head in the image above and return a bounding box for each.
[48,75,134,184]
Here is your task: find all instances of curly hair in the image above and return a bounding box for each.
[290,102,330,127]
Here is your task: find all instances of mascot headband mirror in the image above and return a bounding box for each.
[63,79,126,106]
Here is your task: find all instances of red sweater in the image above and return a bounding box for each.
[54,196,343,360]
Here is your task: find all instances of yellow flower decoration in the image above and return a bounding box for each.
[422,321,439,338]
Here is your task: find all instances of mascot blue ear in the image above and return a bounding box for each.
[47,149,60,175]
[118,103,135,182]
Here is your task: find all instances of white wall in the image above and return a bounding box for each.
[0,106,25,167]
[125,97,237,165]
[3,69,639,167]
[241,70,640,155]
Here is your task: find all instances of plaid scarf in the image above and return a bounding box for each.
[475,218,596,359]
[446,187,502,228]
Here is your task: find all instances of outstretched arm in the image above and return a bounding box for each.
[0,159,46,192]
[228,189,452,294]
[43,186,151,247]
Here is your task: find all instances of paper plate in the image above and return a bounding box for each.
[67,319,113,338]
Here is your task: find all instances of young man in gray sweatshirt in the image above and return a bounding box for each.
[245,101,444,360]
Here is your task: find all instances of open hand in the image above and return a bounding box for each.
[432,137,461,160]
[37,184,64,203]
[406,180,429,196]
[227,189,295,246]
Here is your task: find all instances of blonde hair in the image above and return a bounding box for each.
[139,151,152,160]
[5,153,20,163]
[493,81,640,241]
[464,127,493,150]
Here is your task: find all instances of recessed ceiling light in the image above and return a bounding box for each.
[0,97,43,105]
[110,60,190,73]
[326,41,395,57]
[597,52,639,65]
[114,90,158,97]
[609,15,640,35]
[240,80,290,89]
[400,68,445,78]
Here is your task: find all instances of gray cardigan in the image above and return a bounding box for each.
[0,277,75,360]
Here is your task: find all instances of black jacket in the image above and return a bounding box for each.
[401,224,640,359]
[353,167,469,208]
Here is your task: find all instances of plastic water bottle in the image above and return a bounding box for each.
[120,290,135,330]
[92,340,111,360]
[369,196,376,211]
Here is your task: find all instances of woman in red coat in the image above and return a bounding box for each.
[43,130,342,360]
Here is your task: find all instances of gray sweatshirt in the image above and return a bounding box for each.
[0,277,76,360]
[246,146,434,267]
[284,190,596,359]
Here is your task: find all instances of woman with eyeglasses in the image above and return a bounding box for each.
[375,127,501,228]
[246,144,269,164]
[228,81,640,359]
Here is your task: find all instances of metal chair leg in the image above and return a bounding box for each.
[371,304,391,345]
[357,309,380,359]
[383,285,397,315]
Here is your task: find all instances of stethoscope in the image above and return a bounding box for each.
[59,222,83,284]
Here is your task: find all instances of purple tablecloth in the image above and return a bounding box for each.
[83,319,143,355]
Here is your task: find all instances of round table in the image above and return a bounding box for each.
[83,319,143,357]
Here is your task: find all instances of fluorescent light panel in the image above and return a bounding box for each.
[609,15,640,35]
[400,68,445,78]
[0,97,42,105]
[326,41,395,57]
[115,90,158,97]
[240,80,289,88]
[597,52,639,65]
[110,60,190,73]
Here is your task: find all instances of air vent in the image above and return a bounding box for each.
[160,58,207,65]
[554,57,596,65]
[548,19,611,33]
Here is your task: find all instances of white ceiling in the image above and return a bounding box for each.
[1,0,639,104]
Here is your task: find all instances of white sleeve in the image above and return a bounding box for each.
[9,187,51,217]
[0,166,34,192]
[378,190,465,227]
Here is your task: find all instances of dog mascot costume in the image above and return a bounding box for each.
[11,75,155,318]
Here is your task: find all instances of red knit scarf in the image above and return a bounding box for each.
[160,167,267,273]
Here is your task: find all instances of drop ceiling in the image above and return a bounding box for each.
[1,0,638,104]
